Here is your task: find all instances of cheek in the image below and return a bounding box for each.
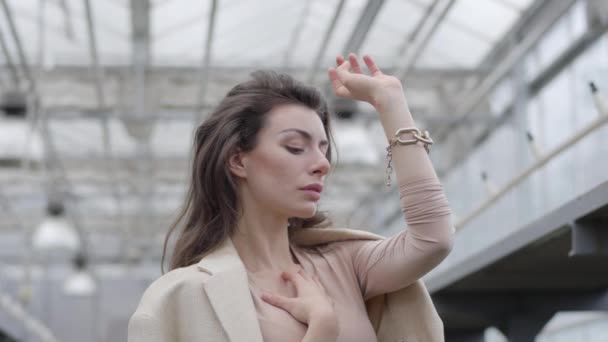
[246,152,316,217]
[249,151,299,192]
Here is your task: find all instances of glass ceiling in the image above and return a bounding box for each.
[2,0,535,69]
[0,0,542,233]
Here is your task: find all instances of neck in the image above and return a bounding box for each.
[230,202,298,274]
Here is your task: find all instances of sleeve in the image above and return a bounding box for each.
[128,311,173,342]
[347,176,455,300]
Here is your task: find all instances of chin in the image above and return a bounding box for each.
[290,204,318,219]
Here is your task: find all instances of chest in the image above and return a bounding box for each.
[246,268,377,342]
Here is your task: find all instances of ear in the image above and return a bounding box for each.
[228,149,248,179]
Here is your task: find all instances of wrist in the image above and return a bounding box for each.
[376,105,417,142]
[372,86,407,114]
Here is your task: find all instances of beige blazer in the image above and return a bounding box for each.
[128,228,444,342]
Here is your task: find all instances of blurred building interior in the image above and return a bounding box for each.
[1,0,608,341]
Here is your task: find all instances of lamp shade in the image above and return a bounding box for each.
[32,216,80,252]
[63,270,97,297]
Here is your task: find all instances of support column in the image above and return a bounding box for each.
[570,218,608,256]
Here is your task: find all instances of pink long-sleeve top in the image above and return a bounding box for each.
[246,176,455,341]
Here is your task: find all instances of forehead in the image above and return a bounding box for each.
[264,104,326,137]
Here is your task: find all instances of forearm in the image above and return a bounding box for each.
[375,92,439,184]
[302,316,339,342]
[376,91,454,248]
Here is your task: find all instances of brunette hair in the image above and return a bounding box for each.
[161,70,336,273]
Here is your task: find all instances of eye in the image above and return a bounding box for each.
[286,146,304,154]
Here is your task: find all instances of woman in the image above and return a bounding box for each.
[128,54,455,342]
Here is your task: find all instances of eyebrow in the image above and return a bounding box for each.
[279,128,329,147]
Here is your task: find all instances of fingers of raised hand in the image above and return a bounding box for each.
[348,53,364,74]
[337,53,382,76]
[336,55,345,66]
[336,54,363,74]
[336,60,351,75]
[327,68,351,98]
[362,55,382,76]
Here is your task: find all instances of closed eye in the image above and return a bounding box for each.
[286,146,304,154]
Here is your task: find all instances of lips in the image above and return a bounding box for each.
[300,183,323,193]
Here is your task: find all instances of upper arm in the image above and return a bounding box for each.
[336,177,455,299]
[345,220,454,300]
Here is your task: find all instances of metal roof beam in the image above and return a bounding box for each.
[395,0,456,81]
[83,0,106,107]
[434,0,578,142]
[283,2,312,68]
[0,0,34,90]
[0,24,19,86]
[341,0,386,55]
[307,0,346,84]
[197,0,218,120]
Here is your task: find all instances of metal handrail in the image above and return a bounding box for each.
[0,289,61,342]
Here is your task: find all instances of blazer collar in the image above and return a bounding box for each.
[197,238,264,342]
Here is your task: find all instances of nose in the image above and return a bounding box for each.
[311,150,330,176]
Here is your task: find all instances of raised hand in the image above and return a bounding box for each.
[328,53,406,110]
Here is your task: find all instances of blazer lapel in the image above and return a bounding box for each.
[197,238,264,342]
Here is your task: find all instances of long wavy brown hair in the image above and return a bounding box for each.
[161,70,337,273]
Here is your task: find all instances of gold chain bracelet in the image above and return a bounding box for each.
[385,127,433,187]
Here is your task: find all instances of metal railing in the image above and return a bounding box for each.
[0,289,60,342]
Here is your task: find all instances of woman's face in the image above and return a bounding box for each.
[232,104,330,219]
